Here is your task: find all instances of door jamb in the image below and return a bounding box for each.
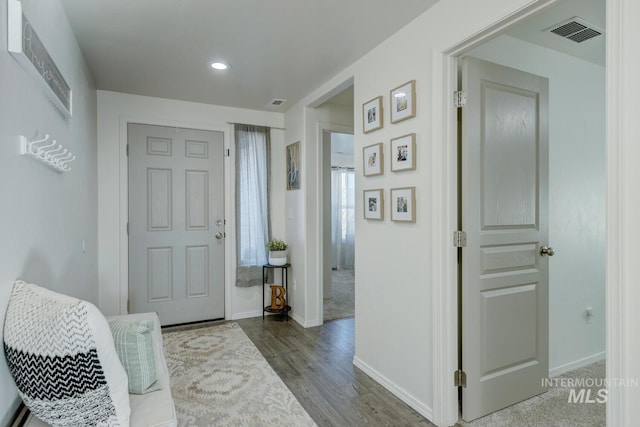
[430,1,562,425]
[315,122,355,325]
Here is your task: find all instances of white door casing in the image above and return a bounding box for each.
[128,123,225,325]
[461,57,550,421]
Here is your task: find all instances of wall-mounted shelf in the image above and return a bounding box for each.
[19,134,75,173]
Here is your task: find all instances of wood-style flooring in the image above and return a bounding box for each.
[236,316,433,427]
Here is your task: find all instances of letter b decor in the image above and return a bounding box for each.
[269,285,286,309]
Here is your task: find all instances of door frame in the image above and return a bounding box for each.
[430,0,626,426]
[315,122,355,325]
[116,115,232,320]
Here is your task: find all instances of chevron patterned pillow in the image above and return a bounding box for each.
[3,281,130,426]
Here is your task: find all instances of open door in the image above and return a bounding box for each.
[460,57,551,421]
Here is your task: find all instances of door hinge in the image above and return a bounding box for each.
[126,144,129,156]
[454,90,467,108]
[453,230,467,248]
[454,369,467,387]
[127,300,130,313]
[127,222,129,236]
[225,148,230,157]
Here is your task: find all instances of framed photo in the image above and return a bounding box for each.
[391,133,416,172]
[363,143,383,176]
[286,141,301,190]
[391,187,416,222]
[390,80,416,124]
[363,96,383,133]
[363,189,384,220]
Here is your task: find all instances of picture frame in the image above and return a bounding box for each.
[391,133,416,172]
[363,143,384,176]
[8,0,72,118]
[362,96,383,133]
[363,189,384,220]
[390,80,416,124]
[391,187,416,222]
[286,141,301,190]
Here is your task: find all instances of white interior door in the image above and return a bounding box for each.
[128,123,225,326]
[461,57,550,421]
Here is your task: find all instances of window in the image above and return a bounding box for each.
[235,124,271,286]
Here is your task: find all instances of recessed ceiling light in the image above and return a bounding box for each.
[209,61,229,70]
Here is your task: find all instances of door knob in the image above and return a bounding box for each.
[540,246,554,256]
[215,232,223,240]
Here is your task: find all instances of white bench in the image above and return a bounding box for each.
[25,312,177,427]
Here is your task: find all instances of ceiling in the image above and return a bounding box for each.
[59,0,439,112]
[505,0,605,66]
[59,0,604,113]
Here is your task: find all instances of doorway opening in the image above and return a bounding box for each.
[310,83,355,325]
[455,0,606,423]
[324,131,355,322]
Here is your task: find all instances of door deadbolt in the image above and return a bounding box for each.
[540,246,555,256]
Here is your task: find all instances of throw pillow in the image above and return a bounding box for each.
[108,319,161,394]
[3,281,130,427]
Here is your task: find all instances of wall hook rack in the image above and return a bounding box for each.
[19,134,75,173]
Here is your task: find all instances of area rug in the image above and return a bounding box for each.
[162,322,317,426]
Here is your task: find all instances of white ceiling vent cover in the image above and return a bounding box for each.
[547,17,604,43]
[266,98,287,110]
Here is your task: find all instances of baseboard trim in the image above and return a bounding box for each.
[353,356,433,423]
[230,310,263,320]
[549,352,606,378]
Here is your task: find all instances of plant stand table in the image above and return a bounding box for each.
[262,263,291,320]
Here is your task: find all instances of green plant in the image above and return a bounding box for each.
[266,238,288,251]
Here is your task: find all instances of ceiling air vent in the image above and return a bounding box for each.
[266,98,287,110]
[547,17,603,43]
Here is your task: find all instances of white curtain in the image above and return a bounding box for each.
[331,167,355,270]
[235,124,270,286]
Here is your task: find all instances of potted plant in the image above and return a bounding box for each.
[266,238,288,266]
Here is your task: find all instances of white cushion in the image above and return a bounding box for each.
[4,281,130,426]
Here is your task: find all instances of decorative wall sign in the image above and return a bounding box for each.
[8,0,72,118]
[363,143,384,176]
[390,80,416,124]
[363,189,384,220]
[391,133,416,172]
[362,96,383,133]
[286,141,300,190]
[391,187,416,222]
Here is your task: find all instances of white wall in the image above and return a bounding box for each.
[0,0,97,423]
[96,91,285,321]
[466,35,606,373]
[282,0,572,421]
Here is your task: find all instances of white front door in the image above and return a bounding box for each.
[461,57,551,421]
[128,123,225,326]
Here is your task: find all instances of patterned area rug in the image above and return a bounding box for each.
[163,323,316,426]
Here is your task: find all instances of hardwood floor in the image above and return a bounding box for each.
[236,316,433,427]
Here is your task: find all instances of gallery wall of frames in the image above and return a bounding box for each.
[362,80,417,223]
